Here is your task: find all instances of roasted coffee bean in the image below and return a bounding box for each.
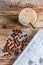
[21,35,23,37]
[20,47,24,51]
[2,48,7,52]
[18,30,22,34]
[11,34,14,38]
[8,51,12,55]
[12,29,15,32]
[11,47,15,52]
[8,38,12,41]
[24,34,27,37]
[19,36,21,39]
[8,43,13,48]
[15,37,18,40]
[16,28,19,32]
[3,28,29,56]
[14,51,19,55]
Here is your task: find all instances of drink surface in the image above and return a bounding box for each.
[19,8,37,26]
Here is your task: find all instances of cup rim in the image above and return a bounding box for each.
[18,7,38,27]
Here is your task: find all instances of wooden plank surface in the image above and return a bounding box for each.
[0,1,43,29]
[0,29,37,65]
[0,12,43,29]
[0,1,43,65]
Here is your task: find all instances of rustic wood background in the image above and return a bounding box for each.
[0,12,43,29]
[0,0,43,65]
[0,0,43,29]
[0,29,37,65]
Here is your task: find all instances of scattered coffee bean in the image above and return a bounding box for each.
[3,28,29,56]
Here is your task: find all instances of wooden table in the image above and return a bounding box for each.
[0,10,43,29]
[0,8,43,65]
[0,29,37,65]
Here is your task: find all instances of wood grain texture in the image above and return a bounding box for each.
[0,29,37,65]
[0,1,43,65]
[0,12,43,29]
[0,0,43,29]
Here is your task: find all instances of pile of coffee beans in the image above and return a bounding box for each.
[3,28,29,56]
